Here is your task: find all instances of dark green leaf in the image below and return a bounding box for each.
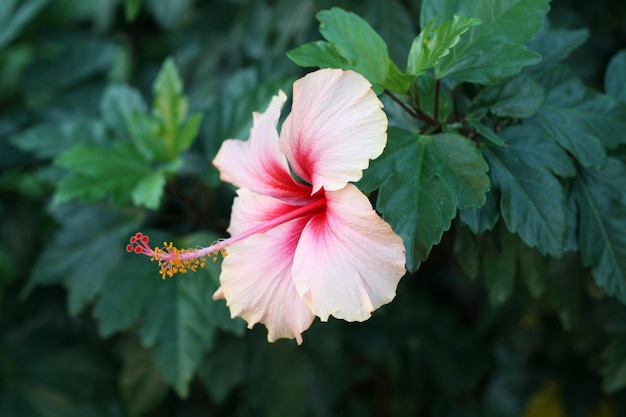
[472,75,545,118]
[421,0,550,84]
[459,188,500,233]
[573,163,626,302]
[467,119,506,146]
[120,335,168,417]
[94,255,161,337]
[481,226,518,306]
[125,0,142,21]
[137,231,240,397]
[360,128,490,271]
[518,242,548,298]
[198,336,247,404]
[10,119,109,159]
[100,84,147,142]
[499,125,576,178]
[407,14,481,77]
[601,337,626,393]
[0,0,50,49]
[145,0,191,28]
[526,25,589,72]
[23,35,118,95]
[606,50,626,104]
[531,76,626,167]
[484,145,566,257]
[24,204,140,315]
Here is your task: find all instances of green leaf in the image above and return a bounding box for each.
[198,336,247,404]
[139,272,216,397]
[530,76,626,167]
[23,204,140,315]
[286,41,350,70]
[459,188,499,233]
[288,7,393,92]
[125,0,142,21]
[526,25,589,73]
[131,231,242,397]
[481,226,518,306]
[131,170,166,209]
[606,50,626,104]
[416,72,454,122]
[466,119,506,146]
[407,14,481,77]
[472,75,545,118]
[518,242,548,298]
[483,145,566,257]
[499,125,576,178]
[573,162,626,302]
[119,335,168,417]
[10,119,109,159]
[145,0,191,28]
[53,141,161,208]
[421,0,550,84]
[360,127,490,271]
[0,0,50,50]
[94,255,161,337]
[149,57,203,161]
[22,35,118,95]
[100,84,147,142]
[601,337,626,393]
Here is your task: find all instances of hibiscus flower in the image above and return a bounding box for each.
[127,68,406,343]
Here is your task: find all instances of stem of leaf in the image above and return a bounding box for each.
[433,78,441,123]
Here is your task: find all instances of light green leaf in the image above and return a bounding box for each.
[360,128,490,271]
[606,49,626,104]
[23,204,140,315]
[53,141,156,208]
[0,0,50,50]
[288,7,394,92]
[472,75,545,118]
[407,15,481,77]
[421,0,550,84]
[131,170,166,210]
[484,145,566,257]
[574,161,626,302]
[149,57,203,160]
[286,41,350,70]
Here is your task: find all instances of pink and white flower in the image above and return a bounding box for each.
[127,69,406,343]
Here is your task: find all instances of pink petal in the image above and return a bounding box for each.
[219,217,315,344]
[292,184,406,322]
[280,69,388,194]
[213,92,309,203]
[227,188,308,236]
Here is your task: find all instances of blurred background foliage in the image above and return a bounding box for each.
[1,0,626,416]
